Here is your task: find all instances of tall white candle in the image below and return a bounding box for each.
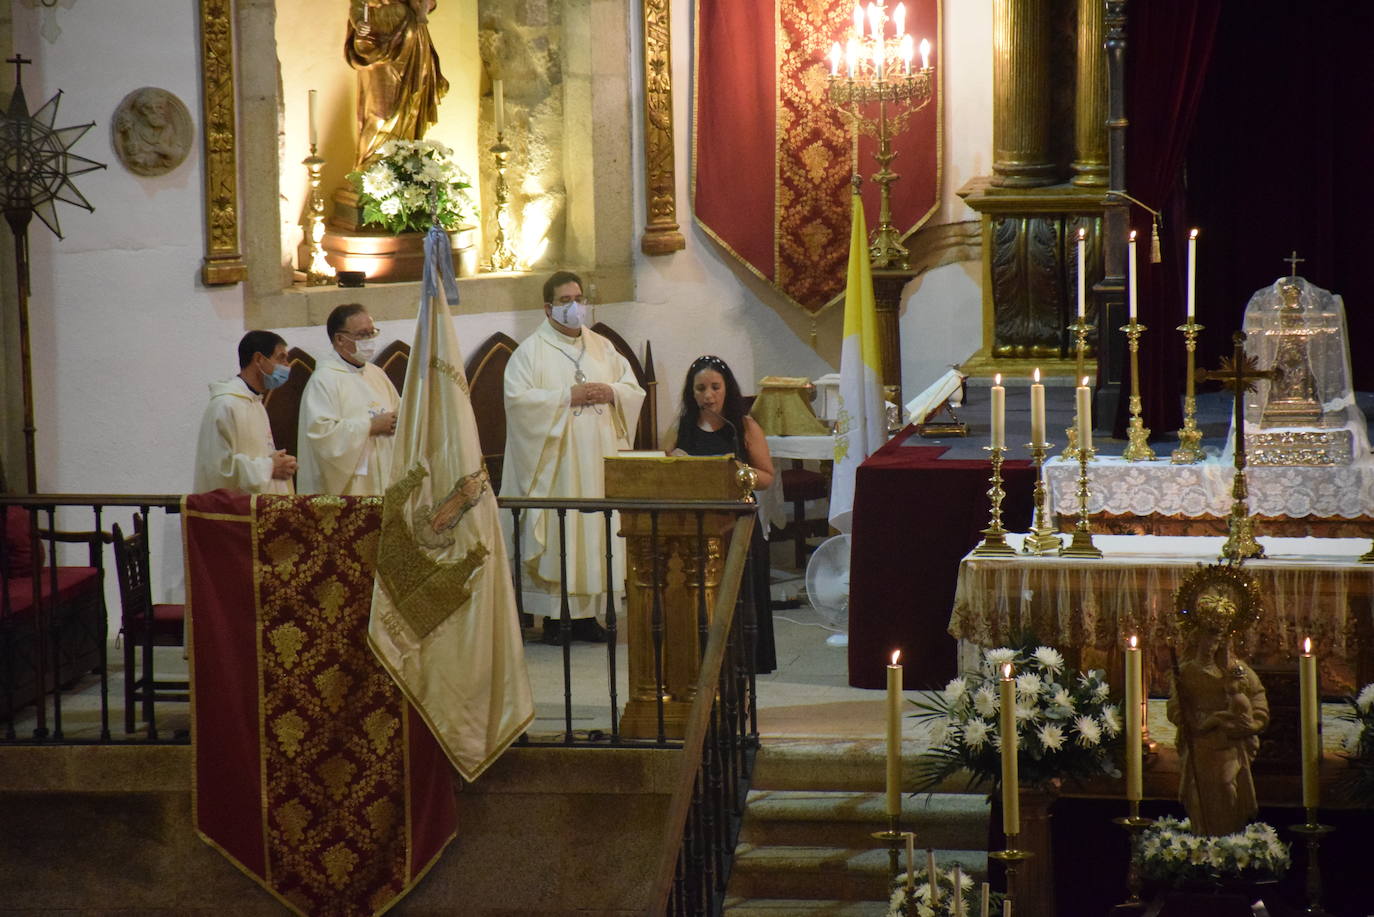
[927,848,940,906]
[905,832,915,891]
[1029,368,1045,445]
[1077,227,1086,319]
[990,373,1005,450]
[894,2,906,36]
[308,89,318,149]
[1076,376,1092,453]
[494,78,506,136]
[920,37,930,71]
[952,865,964,917]
[999,663,1020,836]
[1299,637,1320,809]
[886,650,902,817]
[1127,230,1138,321]
[1125,635,1143,801]
[981,882,991,917]
[1186,229,1198,319]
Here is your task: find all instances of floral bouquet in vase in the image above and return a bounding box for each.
[1335,681,1374,804]
[888,866,1000,917]
[1135,816,1289,888]
[348,139,475,234]
[909,645,1124,794]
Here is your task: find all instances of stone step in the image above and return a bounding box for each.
[750,738,973,795]
[728,843,987,902]
[740,789,989,852]
[723,897,891,916]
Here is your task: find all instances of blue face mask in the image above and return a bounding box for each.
[262,361,291,390]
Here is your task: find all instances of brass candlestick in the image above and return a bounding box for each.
[1023,440,1062,555]
[1171,319,1205,463]
[1120,320,1155,461]
[972,445,1018,557]
[1288,810,1334,916]
[869,818,917,911]
[989,837,1032,909]
[486,134,518,272]
[1360,540,1374,564]
[1059,436,1102,558]
[303,146,335,286]
[1061,318,1096,460]
[1112,799,1153,909]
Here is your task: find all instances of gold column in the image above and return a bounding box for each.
[992,0,1056,187]
[639,0,686,255]
[873,271,911,406]
[1071,0,1108,187]
[198,0,246,286]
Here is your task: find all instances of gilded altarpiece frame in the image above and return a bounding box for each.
[196,0,637,328]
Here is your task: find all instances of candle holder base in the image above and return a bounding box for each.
[990,843,1033,909]
[1170,422,1205,465]
[1023,440,1063,555]
[971,530,1018,557]
[1022,531,1064,555]
[1122,415,1155,462]
[1113,803,1154,908]
[1360,540,1374,564]
[1059,529,1103,558]
[972,446,1017,557]
[870,823,916,889]
[1287,818,1334,917]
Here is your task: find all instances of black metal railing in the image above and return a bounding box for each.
[0,495,182,744]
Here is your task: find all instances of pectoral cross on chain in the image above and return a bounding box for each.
[1197,331,1276,560]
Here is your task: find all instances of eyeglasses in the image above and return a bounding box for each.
[549,295,589,306]
[342,328,381,340]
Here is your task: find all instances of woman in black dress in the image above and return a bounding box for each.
[662,355,777,673]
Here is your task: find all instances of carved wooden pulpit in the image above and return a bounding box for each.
[604,454,755,740]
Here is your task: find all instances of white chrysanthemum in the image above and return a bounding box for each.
[362,167,398,199]
[929,717,950,747]
[379,196,402,216]
[984,647,1016,673]
[973,686,998,718]
[1074,714,1101,746]
[1032,645,1065,674]
[964,718,991,749]
[944,676,968,705]
[1093,680,1111,701]
[1015,672,1042,699]
[1014,702,1037,723]
[1050,687,1075,714]
[1036,722,1065,751]
[1100,704,1122,736]
[1357,683,1374,713]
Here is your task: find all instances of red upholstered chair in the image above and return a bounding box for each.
[112,517,187,735]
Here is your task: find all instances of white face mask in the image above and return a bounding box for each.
[349,335,379,362]
[551,301,586,329]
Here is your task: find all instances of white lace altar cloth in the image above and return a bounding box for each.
[950,534,1374,681]
[1044,454,1374,519]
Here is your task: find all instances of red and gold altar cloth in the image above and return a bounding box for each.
[186,491,456,917]
[693,0,941,312]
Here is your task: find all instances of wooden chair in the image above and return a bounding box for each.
[262,346,316,463]
[112,517,187,735]
[464,332,520,493]
[591,322,657,450]
[373,339,410,395]
[777,464,829,569]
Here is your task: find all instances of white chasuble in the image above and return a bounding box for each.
[499,321,646,620]
[192,377,292,495]
[369,232,533,782]
[296,349,401,495]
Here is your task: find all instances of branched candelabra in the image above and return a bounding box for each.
[303,146,335,285]
[826,2,934,269]
[486,133,517,272]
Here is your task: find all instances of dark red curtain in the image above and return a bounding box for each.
[1185,0,1374,384]
[1122,0,1222,437]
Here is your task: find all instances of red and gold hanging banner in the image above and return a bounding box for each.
[187,491,456,916]
[694,0,941,313]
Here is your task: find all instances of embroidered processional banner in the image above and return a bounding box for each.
[186,491,456,917]
[693,0,941,312]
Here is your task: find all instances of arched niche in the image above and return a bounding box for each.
[212,0,635,328]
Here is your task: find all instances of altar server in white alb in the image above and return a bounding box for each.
[192,330,297,495]
[296,304,401,495]
[500,271,645,643]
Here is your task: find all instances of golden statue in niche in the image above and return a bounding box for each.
[1167,565,1270,836]
[345,0,449,169]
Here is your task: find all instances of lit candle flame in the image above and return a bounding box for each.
[1002,663,1012,679]
[853,2,865,36]
[1033,367,1040,383]
[1189,228,1199,240]
[1129,634,1138,649]
[1082,376,1090,387]
[894,2,906,36]
[1303,636,1312,655]
[900,34,913,74]
[1078,227,1086,241]
[867,2,881,40]
[830,42,842,76]
[994,373,1002,385]
[1129,230,1137,242]
[891,649,901,665]
[919,37,930,70]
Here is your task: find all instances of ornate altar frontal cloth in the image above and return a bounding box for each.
[693,0,941,312]
[187,491,456,917]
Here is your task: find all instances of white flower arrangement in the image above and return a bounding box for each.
[347,139,475,235]
[910,645,1123,793]
[887,866,999,917]
[1335,681,1374,804]
[1135,816,1289,887]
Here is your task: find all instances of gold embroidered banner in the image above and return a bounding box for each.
[694,0,941,312]
[188,491,456,917]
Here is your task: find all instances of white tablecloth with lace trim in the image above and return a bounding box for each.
[950,534,1374,692]
[1043,455,1374,519]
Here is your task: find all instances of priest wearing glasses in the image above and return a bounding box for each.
[501,271,645,644]
[296,303,401,495]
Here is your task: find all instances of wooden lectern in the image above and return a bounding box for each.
[604,454,756,740]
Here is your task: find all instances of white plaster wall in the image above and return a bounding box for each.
[7,0,993,608]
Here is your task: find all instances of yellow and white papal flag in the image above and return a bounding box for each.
[369,227,534,782]
[828,190,887,534]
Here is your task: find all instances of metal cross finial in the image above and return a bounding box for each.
[1284,250,1304,277]
[6,54,32,86]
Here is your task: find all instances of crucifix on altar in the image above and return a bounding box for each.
[1197,331,1276,561]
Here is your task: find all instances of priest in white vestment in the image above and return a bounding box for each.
[296,304,401,495]
[500,271,645,641]
[192,330,297,494]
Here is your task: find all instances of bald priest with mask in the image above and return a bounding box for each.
[296,303,400,495]
[193,330,297,495]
